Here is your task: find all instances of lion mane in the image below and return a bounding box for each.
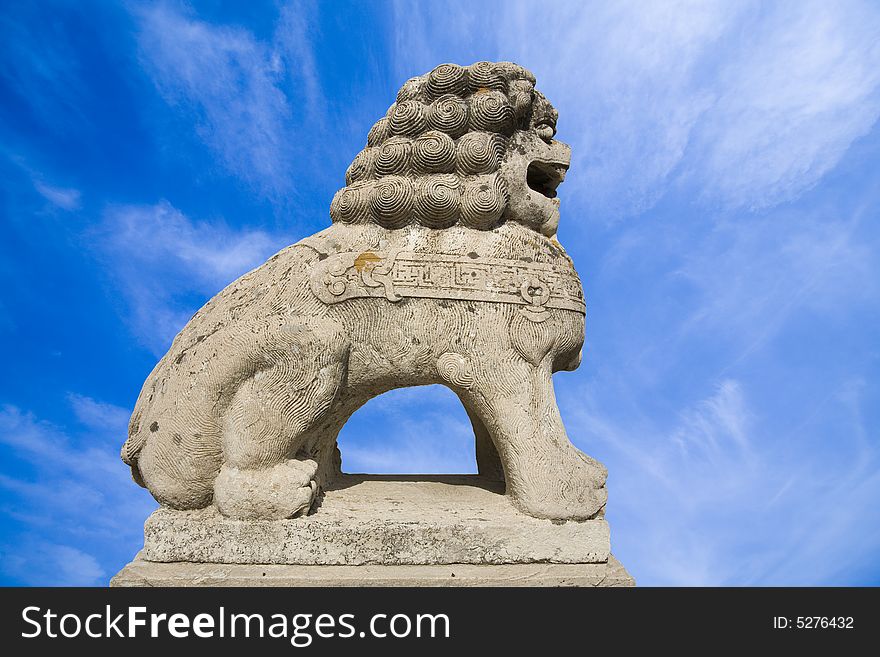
[330,61,558,231]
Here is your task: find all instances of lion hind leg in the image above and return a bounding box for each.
[133,407,223,510]
[214,318,349,520]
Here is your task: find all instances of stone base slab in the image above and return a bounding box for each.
[142,475,610,565]
[111,555,634,587]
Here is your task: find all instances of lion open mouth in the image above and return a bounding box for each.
[527,160,568,199]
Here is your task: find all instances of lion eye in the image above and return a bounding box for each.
[536,124,555,143]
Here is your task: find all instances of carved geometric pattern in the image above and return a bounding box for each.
[310,250,585,315]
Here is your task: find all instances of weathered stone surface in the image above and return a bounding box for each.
[114,61,635,587]
[112,555,634,587]
[141,476,610,565]
[310,250,586,313]
[119,61,609,524]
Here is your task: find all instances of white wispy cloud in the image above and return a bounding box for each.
[0,403,130,501]
[0,543,105,587]
[684,1,880,209]
[672,379,753,461]
[135,3,295,198]
[0,399,155,586]
[5,155,83,211]
[498,0,741,218]
[564,176,880,586]
[94,200,285,354]
[585,176,879,398]
[672,206,876,370]
[33,180,81,210]
[134,2,328,201]
[561,378,880,585]
[392,0,880,218]
[272,1,325,124]
[68,393,132,432]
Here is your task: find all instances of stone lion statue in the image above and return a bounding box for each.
[121,61,607,522]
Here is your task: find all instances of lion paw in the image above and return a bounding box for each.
[509,447,607,521]
[214,460,318,520]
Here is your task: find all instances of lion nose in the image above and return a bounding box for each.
[551,139,572,168]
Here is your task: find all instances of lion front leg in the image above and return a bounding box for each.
[462,357,607,520]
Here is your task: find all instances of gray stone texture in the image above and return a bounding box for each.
[112,556,635,587]
[114,61,634,586]
[141,476,610,565]
[119,61,606,524]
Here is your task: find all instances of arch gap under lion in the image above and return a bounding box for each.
[330,383,507,495]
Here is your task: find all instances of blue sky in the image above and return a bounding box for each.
[1,0,879,586]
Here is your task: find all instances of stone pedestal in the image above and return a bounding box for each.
[112,475,634,587]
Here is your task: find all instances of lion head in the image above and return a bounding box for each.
[330,61,569,238]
